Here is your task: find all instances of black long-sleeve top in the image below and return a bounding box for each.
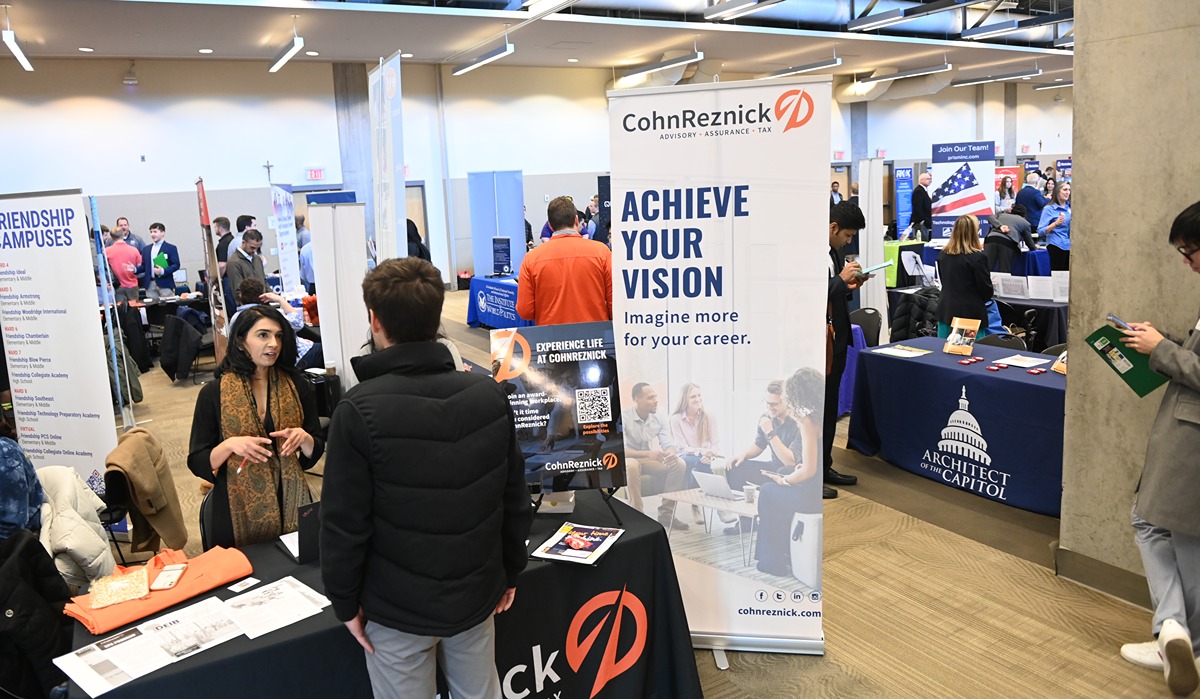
[188,373,325,549]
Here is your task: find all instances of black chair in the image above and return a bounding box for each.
[1043,342,1067,357]
[191,329,217,385]
[199,489,216,552]
[977,333,1027,350]
[99,470,131,565]
[849,307,883,347]
[995,301,1039,350]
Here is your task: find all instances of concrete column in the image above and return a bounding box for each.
[332,63,374,242]
[850,101,868,183]
[1003,83,1017,166]
[1057,2,1200,604]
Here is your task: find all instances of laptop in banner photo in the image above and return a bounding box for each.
[489,322,626,494]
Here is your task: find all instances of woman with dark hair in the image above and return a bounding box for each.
[753,367,823,577]
[188,305,324,549]
[406,219,431,262]
[995,175,1016,214]
[1039,181,1072,271]
[936,214,994,338]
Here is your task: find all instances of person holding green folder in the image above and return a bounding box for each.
[1118,201,1200,696]
[142,222,180,300]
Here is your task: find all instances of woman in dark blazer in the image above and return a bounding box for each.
[935,214,994,338]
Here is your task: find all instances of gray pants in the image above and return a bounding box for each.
[1133,503,1200,653]
[363,617,500,699]
[114,286,139,303]
[145,283,173,300]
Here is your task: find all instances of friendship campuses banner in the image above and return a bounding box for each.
[0,190,117,486]
[608,78,830,653]
[930,140,995,238]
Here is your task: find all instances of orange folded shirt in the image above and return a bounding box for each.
[65,546,254,635]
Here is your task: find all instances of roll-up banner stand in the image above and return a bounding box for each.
[930,141,996,238]
[368,51,407,261]
[608,77,829,654]
[270,184,304,298]
[0,189,118,488]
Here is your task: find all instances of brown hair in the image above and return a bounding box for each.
[944,215,981,256]
[237,278,267,305]
[361,257,444,344]
[766,379,784,396]
[547,196,578,232]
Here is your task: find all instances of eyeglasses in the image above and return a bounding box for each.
[1177,246,1200,262]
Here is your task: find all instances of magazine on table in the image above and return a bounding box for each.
[532,522,625,565]
[943,317,981,356]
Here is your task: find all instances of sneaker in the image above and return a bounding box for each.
[658,515,690,531]
[692,504,706,524]
[1159,619,1199,696]
[717,510,738,524]
[1121,640,1163,671]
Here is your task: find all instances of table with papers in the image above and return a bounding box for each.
[847,336,1065,516]
[68,492,701,699]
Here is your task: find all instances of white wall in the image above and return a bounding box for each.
[1015,83,1074,157]
[867,89,979,160]
[0,59,342,196]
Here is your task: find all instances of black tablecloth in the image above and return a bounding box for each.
[847,336,1065,515]
[886,287,1068,352]
[70,491,699,699]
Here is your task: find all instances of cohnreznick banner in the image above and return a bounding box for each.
[608,78,830,653]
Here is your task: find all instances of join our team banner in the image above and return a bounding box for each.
[0,189,117,488]
[608,78,829,653]
[931,140,996,238]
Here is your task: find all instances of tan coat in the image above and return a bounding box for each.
[1137,319,1200,537]
[105,427,188,552]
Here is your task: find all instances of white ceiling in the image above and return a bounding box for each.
[1,0,1073,83]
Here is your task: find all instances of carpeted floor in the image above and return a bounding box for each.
[108,291,1164,697]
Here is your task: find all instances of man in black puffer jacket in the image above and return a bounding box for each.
[321,257,532,699]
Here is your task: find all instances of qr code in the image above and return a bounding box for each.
[575,387,612,424]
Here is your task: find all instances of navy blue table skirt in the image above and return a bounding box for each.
[848,336,1064,515]
[466,275,533,329]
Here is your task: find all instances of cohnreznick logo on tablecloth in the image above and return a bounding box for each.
[567,586,647,698]
[919,386,1012,500]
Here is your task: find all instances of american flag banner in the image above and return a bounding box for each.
[931,163,993,218]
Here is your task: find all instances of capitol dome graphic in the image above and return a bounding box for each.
[936,386,991,465]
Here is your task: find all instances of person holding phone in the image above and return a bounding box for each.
[1116,200,1200,695]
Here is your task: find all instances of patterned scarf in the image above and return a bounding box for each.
[220,369,312,547]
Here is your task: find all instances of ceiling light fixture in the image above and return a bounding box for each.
[305,51,319,56]
[1034,81,1071,90]
[703,0,786,22]
[401,52,413,58]
[860,61,953,83]
[269,15,304,73]
[757,48,842,80]
[523,0,579,19]
[198,48,213,54]
[950,66,1041,87]
[123,61,138,86]
[961,10,1072,40]
[1,5,32,72]
[567,58,579,63]
[621,40,705,79]
[78,47,94,53]
[849,0,975,32]
[452,32,515,76]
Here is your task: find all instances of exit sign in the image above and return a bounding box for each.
[306,168,325,181]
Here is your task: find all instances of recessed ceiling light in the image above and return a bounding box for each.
[401,52,413,58]
[1022,76,1031,80]
[78,47,94,53]
[1055,77,1064,82]
[305,50,319,56]
[198,48,213,54]
[567,57,579,63]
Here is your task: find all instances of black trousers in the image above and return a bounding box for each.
[1047,244,1070,271]
[984,237,1018,273]
[823,351,847,472]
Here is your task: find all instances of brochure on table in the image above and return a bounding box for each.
[56,577,329,697]
[609,77,828,654]
[0,189,117,488]
[944,317,981,355]
[533,522,624,564]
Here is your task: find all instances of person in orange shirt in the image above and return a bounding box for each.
[516,196,612,326]
[104,228,143,302]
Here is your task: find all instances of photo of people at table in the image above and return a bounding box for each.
[618,367,824,590]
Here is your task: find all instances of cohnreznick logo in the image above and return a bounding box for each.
[566,586,647,698]
[774,89,815,133]
[492,329,531,381]
[601,452,619,470]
